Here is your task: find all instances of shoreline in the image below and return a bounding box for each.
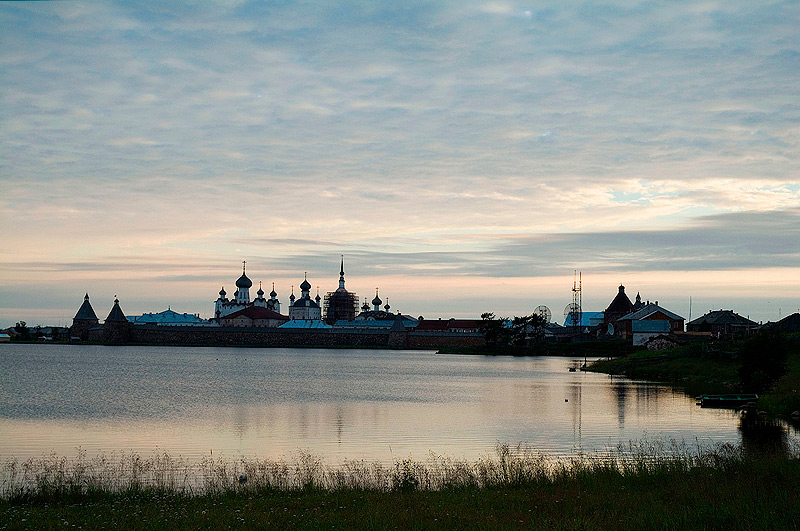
[586,332,800,421]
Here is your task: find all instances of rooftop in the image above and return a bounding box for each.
[619,302,684,322]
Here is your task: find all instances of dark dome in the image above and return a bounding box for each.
[372,295,382,306]
[219,287,226,297]
[257,287,264,297]
[270,288,277,297]
[236,274,252,288]
[300,279,312,291]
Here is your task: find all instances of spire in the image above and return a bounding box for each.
[338,255,346,289]
[270,282,277,298]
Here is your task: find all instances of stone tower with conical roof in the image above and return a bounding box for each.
[70,293,99,341]
[603,285,635,336]
[101,296,131,345]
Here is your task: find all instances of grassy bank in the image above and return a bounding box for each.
[2,443,798,530]
[587,333,800,417]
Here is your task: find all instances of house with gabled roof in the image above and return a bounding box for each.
[615,302,685,340]
[686,310,758,337]
[763,313,800,333]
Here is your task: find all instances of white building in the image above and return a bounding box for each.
[288,273,322,321]
[127,308,214,326]
[214,262,281,321]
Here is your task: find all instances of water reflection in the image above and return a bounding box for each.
[1,344,790,463]
[612,379,627,429]
[739,411,789,455]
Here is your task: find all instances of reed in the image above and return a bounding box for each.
[2,441,798,530]
[2,439,796,500]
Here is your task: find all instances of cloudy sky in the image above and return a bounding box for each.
[1,1,798,327]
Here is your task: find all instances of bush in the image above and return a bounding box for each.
[738,329,789,393]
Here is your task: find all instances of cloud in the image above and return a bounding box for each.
[1,1,799,325]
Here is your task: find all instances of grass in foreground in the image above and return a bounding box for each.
[2,442,799,530]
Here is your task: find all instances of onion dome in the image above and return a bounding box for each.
[235,261,252,288]
[384,298,390,312]
[300,272,311,292]
[372,288,382,307]
[270,282,277,298]
[289,285,295,302]
[219,286,226,297]
[315,287,321,304]
[257,281,264,298]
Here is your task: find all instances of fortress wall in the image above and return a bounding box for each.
[407,331,485,348]
[130,325,389,348]
[128,325,484,349]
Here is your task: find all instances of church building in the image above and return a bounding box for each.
[214,262,281,322]
[323,257,359,324]
[288,273,322,320]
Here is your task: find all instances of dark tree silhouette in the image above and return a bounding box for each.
[480,312,510,346]
[14,321,30,340]
[738,329,789,393]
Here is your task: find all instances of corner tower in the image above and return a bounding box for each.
[70,293,99,341]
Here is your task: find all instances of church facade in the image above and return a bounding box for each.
[213,261,281,322]
[288,273,322,321]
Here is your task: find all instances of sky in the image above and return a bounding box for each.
[1,0,799,328]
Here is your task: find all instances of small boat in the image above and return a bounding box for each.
[699,394,758,408]
[568,367,577,372]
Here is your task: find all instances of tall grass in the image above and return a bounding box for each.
[3,439,795,501]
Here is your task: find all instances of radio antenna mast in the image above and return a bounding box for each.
[571,270,582,333]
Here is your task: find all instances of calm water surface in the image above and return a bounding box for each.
[0,344,762,463]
